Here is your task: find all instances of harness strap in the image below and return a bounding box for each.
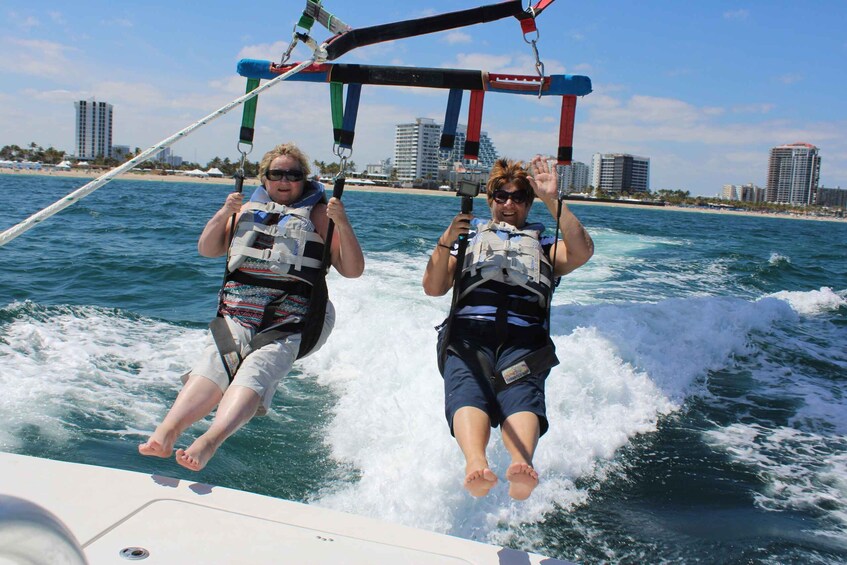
[239,78,261,146]
[330,82,344,143]
[440,88,463,151]
[338,83,362,150]
[442,335,559,393]
[301,0,351,35]
[464,90,485,160]
[210,317,243,383]
[324,1,526,61]
[495,342,558,392]
[558,95,576,165]
[457,290,546,320]
[226,270,313,294]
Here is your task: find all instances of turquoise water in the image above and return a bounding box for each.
[1,174,846,563]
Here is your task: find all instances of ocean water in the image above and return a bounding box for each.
[1,174,846,564]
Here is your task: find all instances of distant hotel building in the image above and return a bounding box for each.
[816,186,847,209]
[591,153,650,194]
[557,161,590,193]
[74,98,113,160]
[766,143,820,205]
[393,118,498,181]
[722,183,765,203]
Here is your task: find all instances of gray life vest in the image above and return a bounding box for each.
[226,184,326,287]
[458,220,554,308]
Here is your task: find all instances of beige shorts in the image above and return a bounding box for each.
[186,302,335,415]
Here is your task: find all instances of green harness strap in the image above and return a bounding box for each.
[330,82,344,144]
[239,78,261,146]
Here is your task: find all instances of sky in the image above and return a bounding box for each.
[2,1,845,196]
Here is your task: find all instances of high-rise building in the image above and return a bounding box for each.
[591,153,650,194]
[393,118,498,181]
[816,186,847,209]
[440,125,498,170]
[557,161,590,193]
[74,98,113,160]
[766,143,821,205]
[739,183,765,203]
[394,118,442,181]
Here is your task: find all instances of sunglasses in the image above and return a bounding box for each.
[266,169,304,182]
[492,189,529,205]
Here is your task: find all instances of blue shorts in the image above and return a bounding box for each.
[439,319,550,437]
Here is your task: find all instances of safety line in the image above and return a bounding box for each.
[0,59,315,248]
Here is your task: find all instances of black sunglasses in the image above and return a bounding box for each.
[492,189,529,204]
[266,169,304,182]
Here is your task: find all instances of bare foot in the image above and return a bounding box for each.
[138,431,176,458]
[464,468,499,497]
[506,462,538,500]
[175,438,217,472]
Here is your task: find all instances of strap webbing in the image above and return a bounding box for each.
[532,0,557,15]
[325,0,525,60]
[557,95,576,165]
[463,90,485,161]
[301,0,350,35]
[239,78,261,145]
[440,88,463,151]
[338,84,362,149]
[330,82,344,143]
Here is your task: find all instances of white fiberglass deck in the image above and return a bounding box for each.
[0,452,573,564]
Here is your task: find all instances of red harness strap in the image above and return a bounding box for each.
[558,95,577,165]
[464,90,485,161]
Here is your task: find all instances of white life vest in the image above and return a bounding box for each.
[227,183,326,286]
[458,220,554,308]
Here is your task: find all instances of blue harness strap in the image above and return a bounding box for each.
[440,88,463,151]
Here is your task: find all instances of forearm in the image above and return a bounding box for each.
[331,221,365,278]
[197,209,235,257]
[422,237,455,296]
[543,199,594,272]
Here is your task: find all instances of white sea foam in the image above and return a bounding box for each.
[297,252,826,544]
[769,252,792,265]
[2,263,845,548]
[767,286,847,315]
[0,301,202,450]
[706,424,847,537]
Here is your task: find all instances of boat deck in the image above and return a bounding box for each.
[0,452,572,564]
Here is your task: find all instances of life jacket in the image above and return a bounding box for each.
[457,219,554,316]
[213,181,330,379]
[226,182,326,286]
[436,219,559,384]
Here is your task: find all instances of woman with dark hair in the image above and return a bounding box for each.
[140,143,364,471]
[423,155,593,499]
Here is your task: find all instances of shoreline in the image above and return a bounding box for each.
[3,168,844,223]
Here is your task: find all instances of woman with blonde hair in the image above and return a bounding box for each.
[140,143,364,471]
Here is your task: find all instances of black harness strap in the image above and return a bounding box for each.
[325,1,526,61]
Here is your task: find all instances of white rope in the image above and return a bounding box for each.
[0,58,315,247]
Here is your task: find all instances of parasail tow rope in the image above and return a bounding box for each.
[0,58,316,248]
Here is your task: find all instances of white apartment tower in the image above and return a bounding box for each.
[74,98,113,160]
[591,153,650,194]
[557,161,590,193]
[394,118,442,181]
[766,143,820,205]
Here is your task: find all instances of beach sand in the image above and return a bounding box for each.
[2,168,843,223]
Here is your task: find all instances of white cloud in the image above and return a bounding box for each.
[101,18,133,28]
[732,103,775,114]
[0,38,77,78]
[723,9,750,21]
[777,73,802,85]
[8,11,39,30]
[442,31,471,45]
